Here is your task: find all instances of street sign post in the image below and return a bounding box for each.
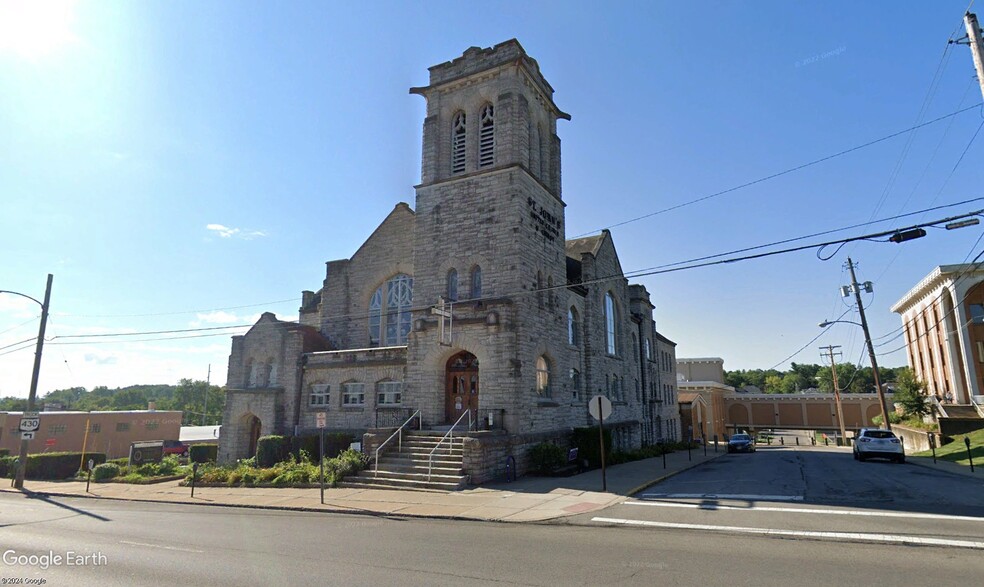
[20,431,35,440]
[317,411,326,504]
[588,395,613,492]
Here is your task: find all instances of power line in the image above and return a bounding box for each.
[573,102,984,238]
[49,324,253,340]
[768,307,854,371]
[62,298,298,319]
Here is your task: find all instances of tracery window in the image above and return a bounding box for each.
[567,307,580,345]
[452,112,467,173]
[536,355,550,397]
[479,104,494,167]
[605,292,619,355]
[369,274,413,346]
[470,266,482,299]
[447,269,458,302]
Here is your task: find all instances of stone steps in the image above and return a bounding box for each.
[349,432,468,491]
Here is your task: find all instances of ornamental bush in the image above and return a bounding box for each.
[529,442,566,473]
[189,444,218,464]
[256,435,291,468]
[24,452,106,480]
[92,462,121,481]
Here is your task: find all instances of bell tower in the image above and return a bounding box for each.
[407,40,573,432]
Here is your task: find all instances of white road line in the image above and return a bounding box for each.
[639,493,804,502]
[624,500,984,523]
[590,517,984,550]
[120,540,204,553]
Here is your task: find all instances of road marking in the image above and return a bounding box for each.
[639,493,804,502]
[121,540,204,553]
[624,500,984,523]
[590,517,984,550]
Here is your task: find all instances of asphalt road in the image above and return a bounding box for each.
[1,482,983,587]
[581,445,984,549]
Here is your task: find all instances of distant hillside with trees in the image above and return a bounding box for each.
[0,379,223,426]
[724,363,907,395]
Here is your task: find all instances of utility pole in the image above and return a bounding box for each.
[13,274,53,490]
[962,12,984,101]
[820,345,847,444]
[846,258,890,430]
[202,364,211,426]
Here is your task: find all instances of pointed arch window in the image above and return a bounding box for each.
[568,307,580,346]
[470,266,482,299]
[451,112,467,174]
[369,273,413,346]
[536,355,550,397]
[447,269,458,302]
[605,292,619,355]
[479,104,494,167]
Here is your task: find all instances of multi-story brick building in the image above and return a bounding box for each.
[892,264,984,409]
[219,40,681,479]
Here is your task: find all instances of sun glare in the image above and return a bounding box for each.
[0,0,77,60]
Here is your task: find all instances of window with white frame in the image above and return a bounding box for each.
[376,381,403,406]
[535,355,550,397]
[309,383,330,407]
[569,368,580,400]
[568,307,580,345]
[605,292,618,355]
[452,111,466,173]
[342,382,365,406]
[479,104,494,167]
[368,273,413,346]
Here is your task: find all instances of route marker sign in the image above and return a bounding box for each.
[19,412,40,432]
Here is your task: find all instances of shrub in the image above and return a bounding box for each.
[529,442,566,473]
[256,435,291,468]
[291,435,321,461]
[0,448,9,457]
[108,458,130,468]
[156,455,180,476]
[92,463,121,481]
[189,444,218,464]
[23,452,106,480]
[0,456,14,478]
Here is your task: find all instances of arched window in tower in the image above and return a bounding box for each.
[479,104,494,168]
[470,266,482,299]
[368,274,414,346]
[451,112,466,174]
[605,292,619,355]
[568,307,580,346]
[446,269,458,302]
[644,338,652,361]
[536,355,550,397]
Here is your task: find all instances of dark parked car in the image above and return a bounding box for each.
[162,440,189,457]
[727,433,755,453]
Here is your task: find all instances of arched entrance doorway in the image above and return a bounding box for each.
[445,351,479,424]
[244,414,262,458]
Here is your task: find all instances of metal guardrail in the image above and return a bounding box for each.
[374,409,421,477]
[428,410,471,482]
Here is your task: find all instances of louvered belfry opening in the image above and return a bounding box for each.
[479,104,494,167]
[451,112,466,174]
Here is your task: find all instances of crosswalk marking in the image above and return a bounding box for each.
[639,493,804,502]
[624,500,984,523]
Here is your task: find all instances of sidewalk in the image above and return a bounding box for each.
[907,454,982,478]
[0,447,724,523]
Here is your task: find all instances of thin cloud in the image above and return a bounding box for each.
[206,224,267,240]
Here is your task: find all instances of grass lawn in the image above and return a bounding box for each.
[912,428,984,467]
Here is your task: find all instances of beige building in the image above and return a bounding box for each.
[0,410,182,460]
[676,357,731,439]
[891,264,984,408]
[219,40,681,480]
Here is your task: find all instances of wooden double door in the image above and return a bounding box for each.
[445,351,479,424]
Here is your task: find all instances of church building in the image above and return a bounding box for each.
[218,40,681,482]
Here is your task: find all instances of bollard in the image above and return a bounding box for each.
[796,437,799,446]
[191,462,199,498]
[812,436,816,446]
[824,436,829,446]
[714,435,718,453]
[661,441,667,469]
[929,432,936,464]
[965,437,975,473]
[687,437,692,462]
[780,436,784,446]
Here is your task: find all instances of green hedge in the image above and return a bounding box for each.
[256,436,290,468]
[0,455,14,478]
[0,448,10,457]
[572,427,612,468]
[529,442,566,473]
[290,433,356,462]
[190,444,218,464]
[93,462,121,481]
[23,452,107,480]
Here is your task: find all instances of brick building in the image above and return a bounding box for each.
[0,410,182,460]
[219,40,681,479]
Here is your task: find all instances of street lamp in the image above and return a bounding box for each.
[821,258,891,430]
[0,274,53,489]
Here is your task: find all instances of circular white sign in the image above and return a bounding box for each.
[588,395,613,421]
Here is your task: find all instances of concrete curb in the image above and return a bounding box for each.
[906,456,980,479]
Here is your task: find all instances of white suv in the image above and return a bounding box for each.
[853,428,905,463]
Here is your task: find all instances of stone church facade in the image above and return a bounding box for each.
[219,40,681,479]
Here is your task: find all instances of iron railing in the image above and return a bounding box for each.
[428,409,471,482]
[374,407,414,429]
[374,409,421,477]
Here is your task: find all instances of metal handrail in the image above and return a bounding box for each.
[374,409,421,477]
[428,409,471,482]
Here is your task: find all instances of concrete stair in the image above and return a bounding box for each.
[339,432,468,491]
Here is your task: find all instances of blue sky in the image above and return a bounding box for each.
[1,0,982,395]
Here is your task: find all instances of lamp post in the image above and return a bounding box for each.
[0,274,54,489]
[820,258,890,430]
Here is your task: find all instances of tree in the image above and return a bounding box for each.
[892,368,929,418]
